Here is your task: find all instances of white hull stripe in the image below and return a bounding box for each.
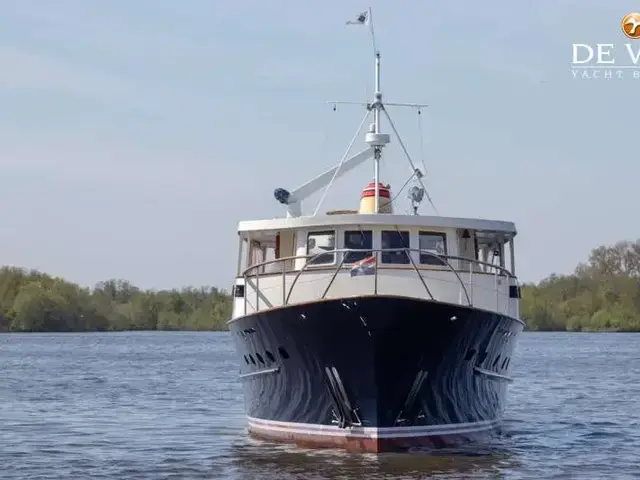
[247,416,500,439]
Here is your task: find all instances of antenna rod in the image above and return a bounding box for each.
[374,50,381,213]
[340,7,395,215]
[371,7,381,213]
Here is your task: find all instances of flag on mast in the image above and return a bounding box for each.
[346,10,369,25]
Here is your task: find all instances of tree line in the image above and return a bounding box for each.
[0,268,232,332]
[520,239,640,331]
[1,239,639,332]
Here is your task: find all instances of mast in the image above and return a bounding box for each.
[273,8,437,217]
[373,51,382,213]
[364,6,389,214]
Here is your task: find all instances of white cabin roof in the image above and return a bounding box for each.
[237,214,517,238]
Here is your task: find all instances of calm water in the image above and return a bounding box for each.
[1,332,639,480]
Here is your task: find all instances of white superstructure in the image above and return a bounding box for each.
[230,7,520,324]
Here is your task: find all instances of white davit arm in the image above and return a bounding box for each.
[273,147,375,217]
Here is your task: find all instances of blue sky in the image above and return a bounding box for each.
[0,0,638,291]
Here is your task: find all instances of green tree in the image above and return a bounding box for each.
[521,239,640,331]
[11,282,70,332]
[0,266,232,332]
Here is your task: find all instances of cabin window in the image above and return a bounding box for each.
[419,231,447,266]
[249,240,264,267]
[343,230,373,263]
[381,230,410,264]
[306,230,336,265]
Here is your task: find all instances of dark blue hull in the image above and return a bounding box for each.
[229,295,523,452]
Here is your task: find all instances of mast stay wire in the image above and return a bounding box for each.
[312,109,372,216]
[319,8,439,217]
[381,107,439,215]
[417,108,428,178]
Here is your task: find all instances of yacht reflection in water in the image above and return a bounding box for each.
[227,439,522,480]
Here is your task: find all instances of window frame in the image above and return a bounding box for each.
[343,230,373,264]
[380,230,411,265]
[418,231,448,266]
[305,230,337,266]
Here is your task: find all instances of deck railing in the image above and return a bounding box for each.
[240,248,517,315]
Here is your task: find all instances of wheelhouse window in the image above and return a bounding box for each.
[306,230,336,265]
[343,230,373,263]
[419,231,447,266]
[381,230,410,264]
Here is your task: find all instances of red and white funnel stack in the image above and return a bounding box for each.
[359,182,393,214]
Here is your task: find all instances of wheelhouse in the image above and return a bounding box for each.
[236,214,516,274]
[232,213,519,321]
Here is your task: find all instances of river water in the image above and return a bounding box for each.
[1,332,638,479]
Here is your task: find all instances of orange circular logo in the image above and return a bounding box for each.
[622,13,640,39]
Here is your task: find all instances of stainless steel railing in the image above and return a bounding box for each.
[240,248,516,314]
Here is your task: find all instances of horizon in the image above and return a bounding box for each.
[1,1,638,291]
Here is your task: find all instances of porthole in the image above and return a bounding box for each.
[492,355,501,368]
[278,347,290,359]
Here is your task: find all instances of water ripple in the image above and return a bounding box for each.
[0,331,639,479]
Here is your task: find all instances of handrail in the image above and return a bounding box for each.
[242,252,315,277]
[239,248,518,315]
[405,249,435,301]
[432,254,514,279]
[241,250,515,279]
[283,248,481,306]
[418,250,471,305]
[321,252,347,299]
